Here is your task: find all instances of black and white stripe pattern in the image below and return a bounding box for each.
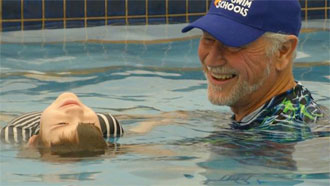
[0,112,124,144]
[97,113,124,138]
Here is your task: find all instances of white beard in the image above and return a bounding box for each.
[206,63,271,106]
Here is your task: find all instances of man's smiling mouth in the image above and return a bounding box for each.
[207,66,237,81]
[211,73,236,80]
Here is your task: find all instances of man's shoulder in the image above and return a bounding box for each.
[233,82,324,130]
[274,82,324,123]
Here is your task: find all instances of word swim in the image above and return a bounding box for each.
[215,0,254,17]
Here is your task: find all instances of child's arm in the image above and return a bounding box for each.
[0,112,41,144]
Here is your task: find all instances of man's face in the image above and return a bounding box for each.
[198,32,274,107]
[39,92,101,147]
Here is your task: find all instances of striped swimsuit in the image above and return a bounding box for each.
[0,112,124,144]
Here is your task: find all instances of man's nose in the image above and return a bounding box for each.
[205,41,227,66]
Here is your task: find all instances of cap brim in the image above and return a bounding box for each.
[182,14,265,47]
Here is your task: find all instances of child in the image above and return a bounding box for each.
[0,92,124,156]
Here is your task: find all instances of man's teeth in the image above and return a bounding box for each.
[207,66,236,80]
[211,74,235,80]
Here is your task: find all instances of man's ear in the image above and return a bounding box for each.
[27,135,39,147]
[274,35,298,71]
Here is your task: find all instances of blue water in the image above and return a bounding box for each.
[0,29,329,186]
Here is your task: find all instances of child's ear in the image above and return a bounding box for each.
[27,135,39,147]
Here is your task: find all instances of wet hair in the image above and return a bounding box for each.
[37,123,107,157]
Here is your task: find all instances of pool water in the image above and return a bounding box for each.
[0,22,329,185]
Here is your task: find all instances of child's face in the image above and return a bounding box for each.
[39,92,101,147]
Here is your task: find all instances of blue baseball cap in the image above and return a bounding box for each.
[182,0,302,47]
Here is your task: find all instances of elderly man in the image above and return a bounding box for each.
[182,0,323,129]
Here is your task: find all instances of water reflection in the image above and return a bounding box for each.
[173,113,330,185]
[13,171,101,182]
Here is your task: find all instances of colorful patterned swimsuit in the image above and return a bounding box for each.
[230,82,324,141]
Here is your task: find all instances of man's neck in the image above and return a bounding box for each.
[231,73,296,122]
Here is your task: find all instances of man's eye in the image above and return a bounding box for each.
[226,46,244,52]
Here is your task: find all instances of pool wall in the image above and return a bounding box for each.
[0,0,329,31]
